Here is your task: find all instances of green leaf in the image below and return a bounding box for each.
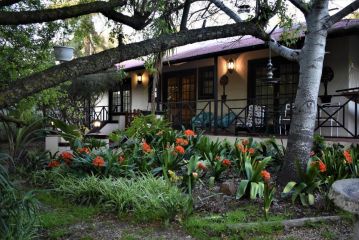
[283,181,296,194]
[250,182,259,199]
[308,193,315,205]
[236,180,249,200]
[291,182,307,204]
[299,193,308,206]
[257,182,265,198]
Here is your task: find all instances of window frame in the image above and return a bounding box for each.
[109,78,131,115]
[198,66,215,100]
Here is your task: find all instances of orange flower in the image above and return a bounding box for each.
[92,156,105,167]
[176,138,189,146]
[142,142,152,153]
[184,129,195,137]
[237,144,247,153]
[48,160,61,168]
[118,155,125,164]
[248,148,255,155]
[175,145,185,155]
[60,151,73,164]
[344,150,353,164]
[318,160,326,172]
[242,139,249,146]
[77,147,90,154]
[197,162,207,171]
[261,170,271,183]
[222,159,231,167]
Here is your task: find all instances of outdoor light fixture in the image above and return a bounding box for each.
[93,120,101,128]
[227,59,235,73]
[137,73,143,85]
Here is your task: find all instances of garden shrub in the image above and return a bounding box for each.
[56,174,191,221]
[0,153,38,240]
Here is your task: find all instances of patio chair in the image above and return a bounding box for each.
[214,112,237,129]
[235,104,266,133]
[279,103,294,135]
[191,112,213,129]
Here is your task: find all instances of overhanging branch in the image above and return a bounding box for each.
[209,0,242,22]
[288,0,309,15]
[0,0,126,25]
[327,0,359,27]
[0,21,263,108]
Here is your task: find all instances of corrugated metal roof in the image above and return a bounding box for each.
[117,19,359,70]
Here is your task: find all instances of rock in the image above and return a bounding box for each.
[220,181,236,196]
[329,178,359,239]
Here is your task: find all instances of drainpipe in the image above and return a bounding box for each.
[214,56,219,134]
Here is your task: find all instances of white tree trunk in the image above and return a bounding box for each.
[278,0,330,183]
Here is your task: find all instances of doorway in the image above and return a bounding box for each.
[163,69,196,128]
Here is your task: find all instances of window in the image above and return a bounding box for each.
[248,57,299,108]
[110,78,131,114]
[198,67,214,99]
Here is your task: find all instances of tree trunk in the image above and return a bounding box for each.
[151,54,162,114]
[278,1,329,184]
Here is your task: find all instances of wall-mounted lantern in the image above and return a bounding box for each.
[93,119,101,128]
[137,73,143,85]
[227,58,235,73]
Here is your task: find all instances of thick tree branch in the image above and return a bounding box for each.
[288,0,309,15]
[102,10,151,30]
[327,0,359,27]
[211,0,300,62]
[209,0,242,22]
[268,38,300,62]
[180,0,191,31]
[0,0,21,7]
[0,0,126,25]
[0,21,265,108]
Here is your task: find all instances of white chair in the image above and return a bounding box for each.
[317,102,341,137]
[279,103,294,135]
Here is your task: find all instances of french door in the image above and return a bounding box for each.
[164,70,196,128]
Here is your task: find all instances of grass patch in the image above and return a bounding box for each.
[36,191,100,229]
[184,204,287,240]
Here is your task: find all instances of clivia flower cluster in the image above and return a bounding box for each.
[92,156,105,167]
[261,170,271,183]
[48,160,61,168]
[236,143,255,155]
[60,151,73,164]
[142,141,152,153]
[184,129,195,137]
[77,147,90,154]
[344,150,353,164]
[310,160,327,172]
[176,138,189,146]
